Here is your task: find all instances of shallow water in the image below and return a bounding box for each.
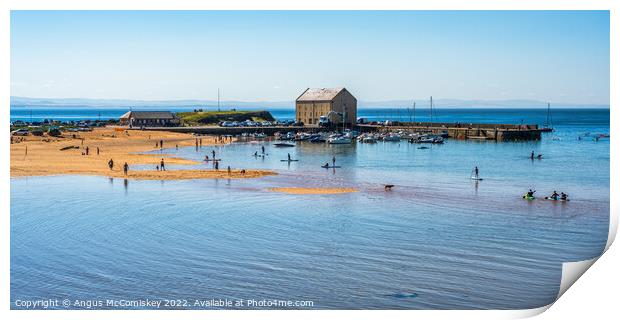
[10,109,609,309]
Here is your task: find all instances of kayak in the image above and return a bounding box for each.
[522,195,536,200]
[545,197,570,201]
[321,165,341,168]
[280,159,299,162]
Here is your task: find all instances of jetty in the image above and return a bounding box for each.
[131,121,547,141]
[357,122,549,141]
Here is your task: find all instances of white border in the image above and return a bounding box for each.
[2,1,616,319]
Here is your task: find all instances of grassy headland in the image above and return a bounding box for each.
[177,110,275,126]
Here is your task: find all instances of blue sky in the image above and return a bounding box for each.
[10,11,610,104]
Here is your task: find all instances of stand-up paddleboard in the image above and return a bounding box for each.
[274,143,295,147]
[322,165,341,168]
[470,176,484,181]
[281,159,299,162]
[204,159,222,162]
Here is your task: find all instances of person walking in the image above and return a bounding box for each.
[85,146,89,155]
[108,159,114,170]
[160,140,164,149]
[123,162,129,175]
[160,158,165,171]
[96,147,100,155]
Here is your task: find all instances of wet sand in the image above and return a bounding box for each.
[268,187,359,195]
[10,128,276,180]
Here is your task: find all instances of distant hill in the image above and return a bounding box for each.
[10,96,608,109]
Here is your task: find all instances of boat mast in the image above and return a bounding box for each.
[546,102,551,127]
[413,101,416,123]
[217,88,221,112]
[430,96,434,123]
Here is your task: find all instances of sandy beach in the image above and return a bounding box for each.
[10,128,276,180]
[268,187,359,195]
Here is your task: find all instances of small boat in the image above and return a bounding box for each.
[274,143,295,147]
[383,134,401,142]
[327,136,352,144]
[411,134,444,144]
[362,136,377,143]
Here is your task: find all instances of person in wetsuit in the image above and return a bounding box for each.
[550,191,559,200]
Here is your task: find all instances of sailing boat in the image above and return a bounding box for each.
[542,102,554,132]
[327,98,352,144]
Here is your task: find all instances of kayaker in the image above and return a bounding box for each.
[324,162,329,168]
[537,154,543,159]
[561,192,568,201]
[254,151,258,157]
[205,155,209,161]
[526,189,535,197]
[550,191,559,200]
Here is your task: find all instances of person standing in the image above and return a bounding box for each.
[85,146,89,155]
[332,156,336,166]
[160,140,164,149]
[227,166,231,175]
[212,150,216,158]
[474,166,479,179]
[96,147,100,155]
[108,159,114,170]
[160,158,165,171]
[215,161,219,171]
[123,162,129,175]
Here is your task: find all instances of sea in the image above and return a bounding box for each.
[10,106,610,309]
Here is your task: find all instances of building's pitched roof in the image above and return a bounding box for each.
[120,111,175,120]
[296,88,346,102]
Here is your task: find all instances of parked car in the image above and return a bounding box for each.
[11,128,29,136]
